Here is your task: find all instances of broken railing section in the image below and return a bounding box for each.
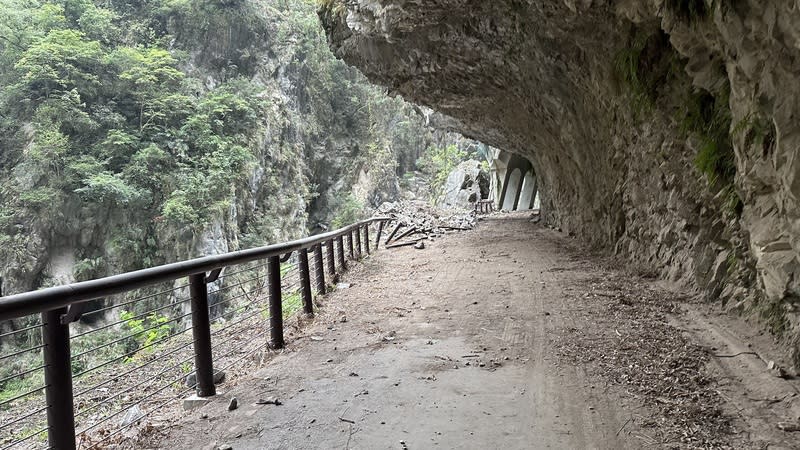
[0,218,389,450]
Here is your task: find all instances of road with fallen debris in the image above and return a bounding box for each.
[140,213,799,449]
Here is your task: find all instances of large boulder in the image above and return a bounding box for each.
[437,160,490,210]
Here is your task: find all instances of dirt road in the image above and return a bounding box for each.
[153,214,800,449]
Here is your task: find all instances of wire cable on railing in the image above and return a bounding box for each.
[0,343,45,361]
[210,309,265,339]
[212,273,267,294]
[74,350,196,421]
[213,331,268,367]
[0,363,46,386]
[0,426,47,450]
[76,354,201,439]
[73,324,194,380]
[0,384,47,409]
[71,310,193,361]
[81,284,190,319]
[79,382,195,450]
[210,285,265,310]
[72,337,195,401]
[0,322,43,340]
[218,261,269,279]
[72,298,190,340]
[214,293,265,319]
[0,405,48,431]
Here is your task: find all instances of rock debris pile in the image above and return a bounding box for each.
[375,201,476,249]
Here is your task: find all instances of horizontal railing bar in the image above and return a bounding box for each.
[0,218,391,321]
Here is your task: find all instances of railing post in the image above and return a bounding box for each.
[364,224,370,254]
[313,244,326,295]
[298,248,313,315]
[375,221,384,249]
[336,235,346,270]
[267,256,284,349]
[189,273,216,397]
[325,240,336,279]
[354,226,362,259]
[347,231,355,260]
[42,307,76,450]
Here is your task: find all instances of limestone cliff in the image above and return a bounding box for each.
[320,0,800,364]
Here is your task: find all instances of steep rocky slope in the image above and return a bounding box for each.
[320,0,800,364]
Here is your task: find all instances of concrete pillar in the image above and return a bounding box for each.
[502,169,522,211]
[518,171,536,211]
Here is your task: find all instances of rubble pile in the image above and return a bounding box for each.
[374,201,476,249]
[376,201,476,229]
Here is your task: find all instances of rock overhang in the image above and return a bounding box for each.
[321,0,800,365]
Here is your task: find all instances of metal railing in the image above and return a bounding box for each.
[0,218,388,449]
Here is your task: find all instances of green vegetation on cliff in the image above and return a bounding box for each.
[0,0,447,294]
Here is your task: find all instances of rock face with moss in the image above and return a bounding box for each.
[320,0,800,363]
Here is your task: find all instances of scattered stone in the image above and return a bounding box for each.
[767,360,776,370]
[200,413,209,419]
[120,404,144,426]
[414,241,425,250]
[337,283,352,289]
[340,315,348,323]
[777,421,800,432]
[349,372,360,377]
[183,394,211,411]
[228,397,238,411]
[185,370,227,388]
[256,397,282,406]
[217,445,233,450]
